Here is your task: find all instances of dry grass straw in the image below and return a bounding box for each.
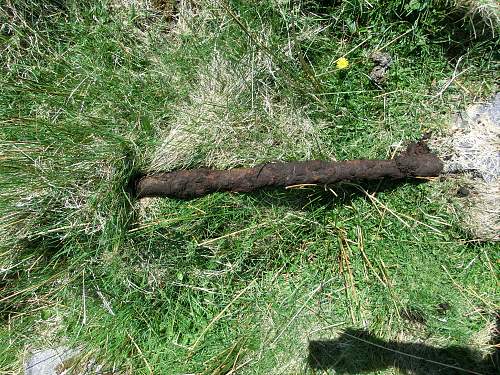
[431,93,499,241]
[150,52,330,172]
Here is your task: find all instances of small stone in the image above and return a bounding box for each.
[25,347,79,375]
[370,52,392,85]
[457,186,470,197]
[25,347,105,375]
[370,66,387,84]
[371,52,392,68]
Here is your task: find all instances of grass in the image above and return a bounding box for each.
[0,0,499,373]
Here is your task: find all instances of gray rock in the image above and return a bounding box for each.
[25,347,79,375]
[371,52,392,68]
[370,52,392,85]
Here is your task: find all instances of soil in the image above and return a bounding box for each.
[135,141,443,199]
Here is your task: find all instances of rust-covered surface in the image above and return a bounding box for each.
[135,142,443,199]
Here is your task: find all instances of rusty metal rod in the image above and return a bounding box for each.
[135,142,443,199]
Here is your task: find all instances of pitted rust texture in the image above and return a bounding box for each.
[135,142,443,199]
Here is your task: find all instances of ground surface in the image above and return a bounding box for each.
[0,1,499,374]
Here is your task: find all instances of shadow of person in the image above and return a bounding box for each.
[308,328,498,375]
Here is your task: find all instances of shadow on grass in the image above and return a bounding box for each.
[244,178,428,212]
[308,327,499,375]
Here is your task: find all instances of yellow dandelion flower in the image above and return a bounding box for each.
[336,57,349,70]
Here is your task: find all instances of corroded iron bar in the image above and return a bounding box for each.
[135,142,443,199]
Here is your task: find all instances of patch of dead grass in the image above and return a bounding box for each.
[455,0,500,33]
[150,52,331,172]
[430,93,499,241]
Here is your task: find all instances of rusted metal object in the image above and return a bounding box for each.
[135,142,443,199]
